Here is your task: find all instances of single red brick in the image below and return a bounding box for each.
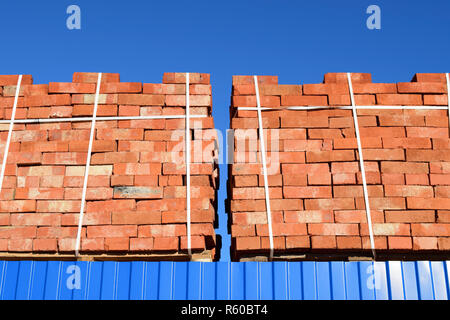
[8,239,32,252]
[180,236,206,251]
[104,238,129,251]
[285,236,310,249]
[235,236,261,251]
[311,236,336,249]
[73,72,120,83]
[261,236,285,250]
[81,238,105,252]
[153,237,178,251]
[376,94,422,105]
[0,75,33,86]
[324,73,371,84]
[413,237,438,250]
[438,238,450,250]
[33,239,58,252]
[337,236,362,249]
[100,82,142,93]
[129,238,154,251]
[87,225,137,238]
[388,237,412,250]
[232,75,277,85]
[411,223,450,236]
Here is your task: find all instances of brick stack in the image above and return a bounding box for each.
[228,72,450,261]
[0,72,218,261]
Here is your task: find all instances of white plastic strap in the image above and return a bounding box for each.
[347,73,376,259]
[0,114,207,124]
[186,73,192,257]
[75,73,102,256]
[237,105,448,111]
[0,75,22,195]
[446,73,450,137]
[254,76,274,260]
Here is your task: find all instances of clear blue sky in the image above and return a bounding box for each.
[1,0,449,261]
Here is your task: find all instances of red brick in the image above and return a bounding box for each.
[0,75,33,86]
[164,73,210,84]
[281,96,327,106]
[283,186,332,198]
[73,72,120,83]
[438,238,450,250]
[407,127,448,138]
[308,224,359,236]
[33,239,58,252]
[388,237,412,250]
[324,73,371,84]
[8,239,32,252]
[0,200,36,213]
[397,82,447,93]
[36,227,79,239]
[82,238,105,251]
[285,236,310,249]
[49,82,95,93]
[100,82,142,93]
[153,237,178,251]
[37,200,80,213]
[407,198,450,210]
[235,236,261,251]
[384,185,433,198]
[411,223,450,236]
[256,223,307,236]
[261,237,285,251]
[25,94,71,107]
[385,210,435,223]
[232,75,277,85]
[381,162,428,174]
[118,94,164,106]
[376,94,422,105]
[412,73,446,83]
[87,225,137,238]
[129,238,153,251]
[413,237,438,250]
[104,238,129,251]
[305,198,355,210]
[306,150,355,162]
[11,213,60,226]
[311,236,336,249]
[337,236,362,249]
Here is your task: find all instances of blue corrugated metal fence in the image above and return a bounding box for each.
[0,260,448,300]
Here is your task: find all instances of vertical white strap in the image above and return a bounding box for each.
[446,73,450,137]
[186,73,192,257]
[254,76,274,260]
[347,73,376,259]
[75,72,102,256]
[0,75,22,195]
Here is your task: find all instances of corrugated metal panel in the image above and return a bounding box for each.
[0,261,448,300]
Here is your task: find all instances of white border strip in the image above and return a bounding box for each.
[0,75,22,195]
[75,73,102,256]
[446,73,450,137]
[186,73,192,257]
[254,76,274,260]
[347,73,376,259]
[0,115,206,124]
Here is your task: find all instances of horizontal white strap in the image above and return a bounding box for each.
[237,105,448,111]
[0,114,207,124]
